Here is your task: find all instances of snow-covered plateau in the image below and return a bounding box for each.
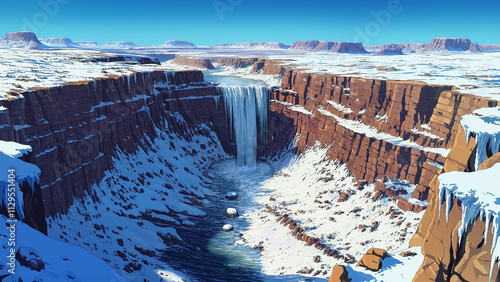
[0,41,499,282]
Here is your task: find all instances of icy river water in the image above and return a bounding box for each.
[161,160,275,281]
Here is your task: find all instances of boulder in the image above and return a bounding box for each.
[225,208,239,218]
[225,192,238,200]
[357,254,382,272]
[16,246,45,271]
[328,264,349,282]
[357,248,388,272]
[401,251,417,257]
[222,224,233,231]
[338,192,349,202]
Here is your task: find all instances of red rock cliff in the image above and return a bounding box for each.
[0,70,230,216]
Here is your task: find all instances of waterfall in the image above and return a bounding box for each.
[219,86,269,167]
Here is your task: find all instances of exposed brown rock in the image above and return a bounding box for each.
[328,265,349,282]
[411,125,500,281]
[478,152,500,170]
[357,254,383,272]
[357,248,387,272]
[338,192,349,202]
[173,55,214,69]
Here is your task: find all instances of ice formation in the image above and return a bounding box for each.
[461,107,500,171]
[438,106,500,279]
[438,164,500,280]
[0,142,41,220]
[219,86,269,167]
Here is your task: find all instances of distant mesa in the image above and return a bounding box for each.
[0,31,43,49]
[377,43,425,53]
[163,40,197,48]
[216,42,291,49]
[368,39,483,53]
[290,40,368,53]
[422,38,481,52]
[74,41,98,47]
[478,44,500,51]
[373,46,404,55]
[41,38,75,47]
[103,41,136,48]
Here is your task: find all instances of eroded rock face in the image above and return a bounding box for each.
[422,38,481,52]
[411,125,500,281]
[0,70,231,216]
[264,68,493,204]
[174,55,215,69]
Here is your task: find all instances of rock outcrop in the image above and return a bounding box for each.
[0,31,43,49]
[216,42,291,49]
[422,38,481,52]
[411,119,500,281]
[328,265,349,282]
[290,40,368,53]
[174,55,215,69]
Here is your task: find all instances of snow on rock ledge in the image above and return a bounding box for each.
[438,163,500,279]
[0,141,40,220]
[461,107,500,171]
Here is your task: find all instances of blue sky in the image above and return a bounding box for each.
[0,0,498,46]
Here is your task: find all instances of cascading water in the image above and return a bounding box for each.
[219,86,270,167]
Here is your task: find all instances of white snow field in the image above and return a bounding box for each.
[155,48,500,101]
[0,49,166,100]
[0,142,129,281]
[242,144,425,280]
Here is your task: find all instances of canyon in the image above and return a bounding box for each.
[0,34,500,281]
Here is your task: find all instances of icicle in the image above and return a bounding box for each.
[219,85,270,167]
[213,96,220,107]
[127,75,131,92]
[446,189,453,223]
